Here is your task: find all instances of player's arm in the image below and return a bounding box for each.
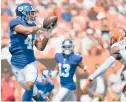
[78,61,88,73]
[82,50,122,94]
[89,53,121,81]
[51,53,60,77]
[34,22,57,51]
[51,64,59,77]
[13,24,41,35]
[34,36,49,51]
[54,64,59,71]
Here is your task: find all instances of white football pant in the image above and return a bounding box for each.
[52,87,76,102]
[11,61,39,96]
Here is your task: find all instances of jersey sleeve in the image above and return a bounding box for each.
[55,53,59,63]
[75,53,82,63]
[9,18,21,30]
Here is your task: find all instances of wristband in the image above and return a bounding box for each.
[83,66,87,71]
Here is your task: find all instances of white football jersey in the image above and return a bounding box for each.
[111,38,126,65]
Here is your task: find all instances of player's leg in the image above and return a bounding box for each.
[34,80,54,100]
[32,85,46,101]
[35,81,54,101]
[11,66,25,87]
[52,87,70,102]
[23,61,45,101]
[20,61,37,101]
[65,91,76,101]
[45,82,54,94]
[11,66,31,100]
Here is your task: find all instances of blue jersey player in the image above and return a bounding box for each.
[9,3,56,101]
[52,39,88,101]
[34,69,54,101]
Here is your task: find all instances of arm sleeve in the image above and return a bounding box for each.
[9,18,21,29]
[55,53,58,63]
[75,53,82,63]
[89,56,116,80]
[78,56,82,63]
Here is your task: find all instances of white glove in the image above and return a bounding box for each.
[42,70,52,78]
[41,23,57,38]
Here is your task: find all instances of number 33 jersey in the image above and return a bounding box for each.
[55,53,82,90]
[9,17,36,68]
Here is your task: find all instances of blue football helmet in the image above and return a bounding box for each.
[62,39,74,55]
[16,3,37,24]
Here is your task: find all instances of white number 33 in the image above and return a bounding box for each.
[59,63,70,77]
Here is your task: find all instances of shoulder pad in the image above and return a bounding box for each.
[74,53,82,57]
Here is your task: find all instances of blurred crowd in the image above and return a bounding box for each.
[1,0,126,101]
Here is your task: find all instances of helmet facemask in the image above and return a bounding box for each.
[62,42,74,55]
[25,10,37,24]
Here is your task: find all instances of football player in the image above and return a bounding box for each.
[52,39,88,101]
[82,26,126,95]
[9,3,56,101]
[33,69,54,101]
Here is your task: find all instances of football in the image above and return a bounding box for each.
[122,84,126,93]
[43,16,58,29]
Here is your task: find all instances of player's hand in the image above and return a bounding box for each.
[42,16,58,38]
[82,79,92,94]
[42,24,57,38]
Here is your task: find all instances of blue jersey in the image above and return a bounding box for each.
[35,75,54,95]
[55,52,82,90]
[9,17,36,68]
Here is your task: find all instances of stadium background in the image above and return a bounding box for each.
[1,0,126,101]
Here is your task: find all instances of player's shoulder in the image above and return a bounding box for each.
[73,52,82,58]
[55,53,62,60]
[9,17,22,28]
[55,53,62,58]
[72,53,82,62]
[111,39,126,50]
[9,17,22,24]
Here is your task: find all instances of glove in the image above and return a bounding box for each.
[42,69,52,78]
[41,23,57,38]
